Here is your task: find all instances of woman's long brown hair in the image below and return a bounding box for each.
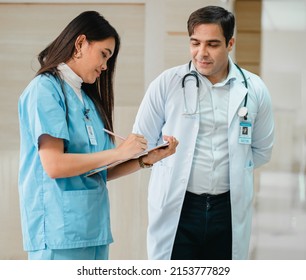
[36,11,120,141]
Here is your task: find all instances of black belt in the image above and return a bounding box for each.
[186,190,230,200]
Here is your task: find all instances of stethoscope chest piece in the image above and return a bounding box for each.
[238,106,248,118]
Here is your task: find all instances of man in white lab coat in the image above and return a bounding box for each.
[133,5,274,259]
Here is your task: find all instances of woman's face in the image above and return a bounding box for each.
[68,35,115,84]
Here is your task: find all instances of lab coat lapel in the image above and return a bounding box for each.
[228,79,248,127]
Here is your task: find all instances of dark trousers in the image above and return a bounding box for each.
[171,191,232,260]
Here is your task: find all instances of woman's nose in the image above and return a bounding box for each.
[100,62,107,71]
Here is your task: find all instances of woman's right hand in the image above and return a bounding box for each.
[115,133,148,160]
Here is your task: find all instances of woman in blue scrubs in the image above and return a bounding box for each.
[18,11,178,260]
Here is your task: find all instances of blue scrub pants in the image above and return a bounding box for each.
[28,245,109,260]
[171,191,232,260]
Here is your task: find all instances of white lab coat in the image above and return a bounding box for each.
[133,59,274,260]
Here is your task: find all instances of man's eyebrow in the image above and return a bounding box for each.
[207,39,222,43]
[190,38,222,43]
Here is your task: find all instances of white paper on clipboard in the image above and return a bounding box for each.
[85,141,169,177]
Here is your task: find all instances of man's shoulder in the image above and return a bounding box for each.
[158,63,189,80]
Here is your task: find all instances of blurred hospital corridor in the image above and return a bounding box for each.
[250,172,306,259]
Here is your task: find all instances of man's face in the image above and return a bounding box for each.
[189,23,234,84]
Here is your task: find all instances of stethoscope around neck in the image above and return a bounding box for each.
[182,61,249,120]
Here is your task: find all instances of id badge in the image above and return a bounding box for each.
[85,123,97,145]
[238,121,252,144]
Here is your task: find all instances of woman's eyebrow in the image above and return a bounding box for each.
[105,48,113,56]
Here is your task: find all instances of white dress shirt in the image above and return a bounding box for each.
[187,64,236,195]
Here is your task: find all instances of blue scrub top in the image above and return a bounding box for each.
[18,74,114,251]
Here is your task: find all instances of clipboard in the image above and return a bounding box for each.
[85,141,169,177]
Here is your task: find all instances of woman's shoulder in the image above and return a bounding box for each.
[37,73,61,87]
[24,73,60,91]
[21,73,64,102]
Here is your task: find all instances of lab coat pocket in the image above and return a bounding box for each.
[148,164,173,209]
[63,188,107,241]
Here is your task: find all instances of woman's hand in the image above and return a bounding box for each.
[107,135,178,180]
[115,133,148,160]
[140,135,179,165]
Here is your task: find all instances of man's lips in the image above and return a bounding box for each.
[197,61,212,66]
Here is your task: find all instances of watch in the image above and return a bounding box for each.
[138,157,153,168]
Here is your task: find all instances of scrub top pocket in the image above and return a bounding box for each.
[63,187,110,242]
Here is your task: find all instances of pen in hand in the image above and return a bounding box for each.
[103,128,126,141]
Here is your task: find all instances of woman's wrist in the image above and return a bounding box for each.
[138,156,153,168]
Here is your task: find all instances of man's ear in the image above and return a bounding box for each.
[227,37,235,51]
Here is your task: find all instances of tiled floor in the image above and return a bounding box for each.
[250,171,306,259]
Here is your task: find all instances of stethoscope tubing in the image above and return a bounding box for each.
[182,61,248,119]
